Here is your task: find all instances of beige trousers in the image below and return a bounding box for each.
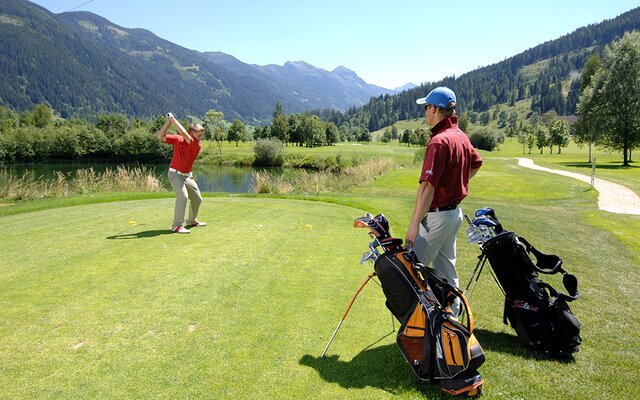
[168,170,202,229]
[413,206,463,315]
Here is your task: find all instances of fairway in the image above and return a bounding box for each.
[0,198,399,398]
[1,155,639,399]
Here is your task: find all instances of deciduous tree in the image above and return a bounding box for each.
[575,31,640,166]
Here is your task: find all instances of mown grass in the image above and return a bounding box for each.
[0,145,639,399]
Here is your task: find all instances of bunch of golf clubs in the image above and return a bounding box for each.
[360,232,383,265]
[463,208,505,301]
[465,208,504,245]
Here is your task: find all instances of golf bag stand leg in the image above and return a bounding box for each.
[464,254,488,301]
[321,273,375,357]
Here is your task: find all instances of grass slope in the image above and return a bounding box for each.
[1,152,639,399]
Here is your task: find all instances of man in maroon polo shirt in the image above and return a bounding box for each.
[405,87,483,315]
[157,113,207,234]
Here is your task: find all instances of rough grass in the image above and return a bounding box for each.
[0,166,162,201]
[249,158,396,194]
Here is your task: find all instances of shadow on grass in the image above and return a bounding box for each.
[300,342,444,398]
[473,328,576,362]
[106,228,172,239]
[558,161,638,170]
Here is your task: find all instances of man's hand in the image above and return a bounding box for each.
[405,221,420,250]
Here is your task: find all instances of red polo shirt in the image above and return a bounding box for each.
[419,116,483,208]
[166,135,202,173]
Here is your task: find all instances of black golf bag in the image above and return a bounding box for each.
[467,209,582,357]
[358,214,485,396]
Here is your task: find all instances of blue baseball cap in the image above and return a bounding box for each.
[416,86,456,109]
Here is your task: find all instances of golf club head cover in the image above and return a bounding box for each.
[354,213,391,240]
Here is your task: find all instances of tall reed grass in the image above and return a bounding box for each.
[249,157,395,194]
[250,171,295,194]
[0,166,163,201]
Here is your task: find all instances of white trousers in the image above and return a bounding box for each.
[413,207,463,315]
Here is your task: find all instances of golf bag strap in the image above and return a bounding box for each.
[540,279,579,302]
[450,285,475,333]
[420,265,475,333]
[519,236,565,274]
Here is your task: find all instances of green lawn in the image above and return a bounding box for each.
[495,137,640,195]
[367,129,640,195]
[1,149,639,399]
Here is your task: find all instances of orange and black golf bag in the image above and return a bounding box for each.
[336,213,486,397]
[374,247,485,396]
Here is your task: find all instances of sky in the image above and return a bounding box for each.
[27,0,640,90]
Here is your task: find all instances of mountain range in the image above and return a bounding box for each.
[0,0,406,123]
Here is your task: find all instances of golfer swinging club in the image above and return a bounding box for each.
[157,113,207,234]
[405,87,483,316]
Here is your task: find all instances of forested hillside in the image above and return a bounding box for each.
[319,7,640,133]
[0,0,392,123]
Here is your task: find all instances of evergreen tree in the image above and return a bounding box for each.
[32,103,53,128]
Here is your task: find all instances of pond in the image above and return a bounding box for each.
[0,162,272,193]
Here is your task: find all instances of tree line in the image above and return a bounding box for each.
[0,102,375,164]
[317,8,640,136]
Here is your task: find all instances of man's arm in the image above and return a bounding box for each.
[157,118,172,143]
[168,114,193,143]
[405,180,436,249]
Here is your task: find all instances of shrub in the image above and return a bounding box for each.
[468,127,504,151]
[253,138,284,167]
[284,153,317,169]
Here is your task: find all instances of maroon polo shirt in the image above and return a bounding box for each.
[419,116,483,208]
[166,135,202,173]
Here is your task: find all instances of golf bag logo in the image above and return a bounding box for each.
[465,208,582,357]
[511,300,540,312]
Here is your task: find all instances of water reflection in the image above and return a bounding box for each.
[0,162,271,193]
[191,165,257,193]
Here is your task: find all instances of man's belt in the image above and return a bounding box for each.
[169,167,192,177]
[428,204,458,212]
